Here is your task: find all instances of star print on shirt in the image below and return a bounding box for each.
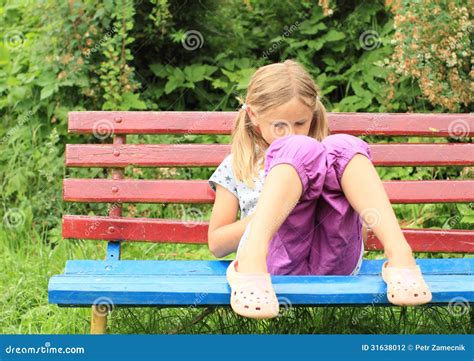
[225,176,232,182]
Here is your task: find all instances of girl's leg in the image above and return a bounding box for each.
[236,134,327,274]
[236,163,302,273]
[340,153,416,267]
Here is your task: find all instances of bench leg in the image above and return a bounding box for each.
[90,305,108,334]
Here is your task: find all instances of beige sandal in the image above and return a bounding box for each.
[226,259,280,319]
[381,260,432,306]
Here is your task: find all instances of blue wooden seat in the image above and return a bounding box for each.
[49,258,474,306]
[48,111,474,333]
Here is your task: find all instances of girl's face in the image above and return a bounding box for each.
[247,97,313,145]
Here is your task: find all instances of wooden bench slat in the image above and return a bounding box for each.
[48,273,474,306]
[367,229,474,253]
[62,215,474,253]
[65,143,474,167]
[62,259,474,276]
[62,179,474,203]
[68,111,474,137]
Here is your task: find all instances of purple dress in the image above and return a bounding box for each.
[237,133,372,276]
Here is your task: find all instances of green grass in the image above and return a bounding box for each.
[1,227,472,335]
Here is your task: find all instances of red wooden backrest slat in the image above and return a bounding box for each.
[63,178,474,204]
[68,111,474,137]
[62,215,474,253]
[65,143,474,167]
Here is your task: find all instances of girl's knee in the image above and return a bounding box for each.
[264,134,327,201]
[322,133,372,162]
[322,133,359,147]
[322,133,373,183]
[266,134,324,160]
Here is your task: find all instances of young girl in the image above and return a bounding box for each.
[207,59,432,319]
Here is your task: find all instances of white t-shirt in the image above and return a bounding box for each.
[208,153,264,219]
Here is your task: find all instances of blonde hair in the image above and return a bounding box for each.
[230,59,330,188]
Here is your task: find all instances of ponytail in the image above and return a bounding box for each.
[231,107,267,189]
[309,96,331,141]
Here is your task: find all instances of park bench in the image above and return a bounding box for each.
[48,111,474,334]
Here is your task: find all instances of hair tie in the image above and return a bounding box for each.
[241,103,248,110]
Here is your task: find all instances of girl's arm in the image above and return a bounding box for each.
[208,184,254,258]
